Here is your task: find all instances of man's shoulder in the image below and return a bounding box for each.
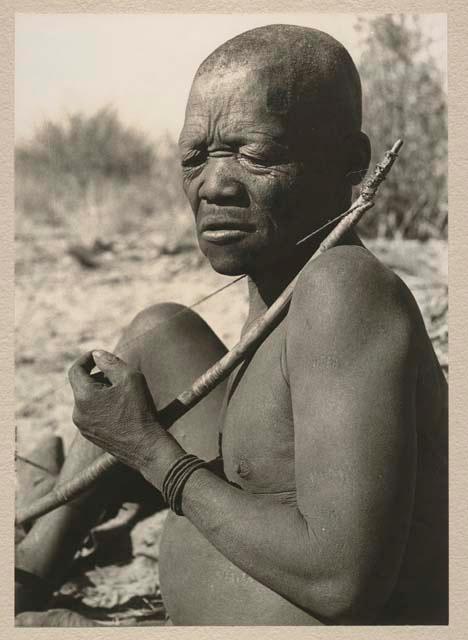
[294,243,401,299]
[287,243,417,352]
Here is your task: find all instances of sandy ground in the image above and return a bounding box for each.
[15,227,447,624]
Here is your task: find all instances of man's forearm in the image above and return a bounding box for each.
[182,467,319,608]
[142,435,325,617]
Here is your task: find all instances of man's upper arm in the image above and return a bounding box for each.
[286,246,418,620]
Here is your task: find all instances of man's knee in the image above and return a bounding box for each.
[126,302,189,341]
[117,303,189,364]
[116,302,226,459]
[117,302,226,398]
[120,302,224,358]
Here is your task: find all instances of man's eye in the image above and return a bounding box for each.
[181,150,206,168]
[239,153,270,167]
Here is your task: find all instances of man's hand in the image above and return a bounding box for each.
[68,350,166,476]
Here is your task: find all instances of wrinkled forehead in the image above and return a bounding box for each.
[183,65,291,130]
[181,62,348,147]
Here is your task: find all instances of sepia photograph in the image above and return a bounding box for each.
[14,13,448,626]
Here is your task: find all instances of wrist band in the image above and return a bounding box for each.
[165,455,207,515]
[169,459,207,515]
[161,454,196,501]
[162,454,207,516]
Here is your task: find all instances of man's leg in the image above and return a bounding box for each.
[16,303,228,613]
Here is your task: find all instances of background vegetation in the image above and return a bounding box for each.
[15,15,447,249]
[15,107,192,250]
[356,14,447,239]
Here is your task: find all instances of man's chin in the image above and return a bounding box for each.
[199,237,280,277]
[203,248,261,277]
[207,256,248,277]
[200,243,256,276]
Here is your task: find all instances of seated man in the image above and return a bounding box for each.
[15,24,448,626]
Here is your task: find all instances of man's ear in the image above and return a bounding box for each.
[345,131,371,186]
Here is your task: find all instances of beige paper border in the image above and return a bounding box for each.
[2,0,466,637]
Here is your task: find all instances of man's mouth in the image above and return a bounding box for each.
[200,219,255,245]
[201,229,252,244]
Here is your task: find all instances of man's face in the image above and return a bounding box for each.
[178,66,346,276]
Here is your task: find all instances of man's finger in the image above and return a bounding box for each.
[68,351,97,392]
[92,350,131,385]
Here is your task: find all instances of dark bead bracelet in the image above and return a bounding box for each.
[162,454,208,516]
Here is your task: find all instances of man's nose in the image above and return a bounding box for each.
[199,157,243,204]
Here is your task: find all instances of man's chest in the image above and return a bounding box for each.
[220,323,296,494]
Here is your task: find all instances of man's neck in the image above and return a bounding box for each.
[244,229,364,329]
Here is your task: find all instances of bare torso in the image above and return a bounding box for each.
[159,250,448,626]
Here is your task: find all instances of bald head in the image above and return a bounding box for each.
[195,24,362,143]
[179,25,370,276]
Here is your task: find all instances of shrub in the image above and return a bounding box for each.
[355,15,447,239]
[15,108,193,248]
